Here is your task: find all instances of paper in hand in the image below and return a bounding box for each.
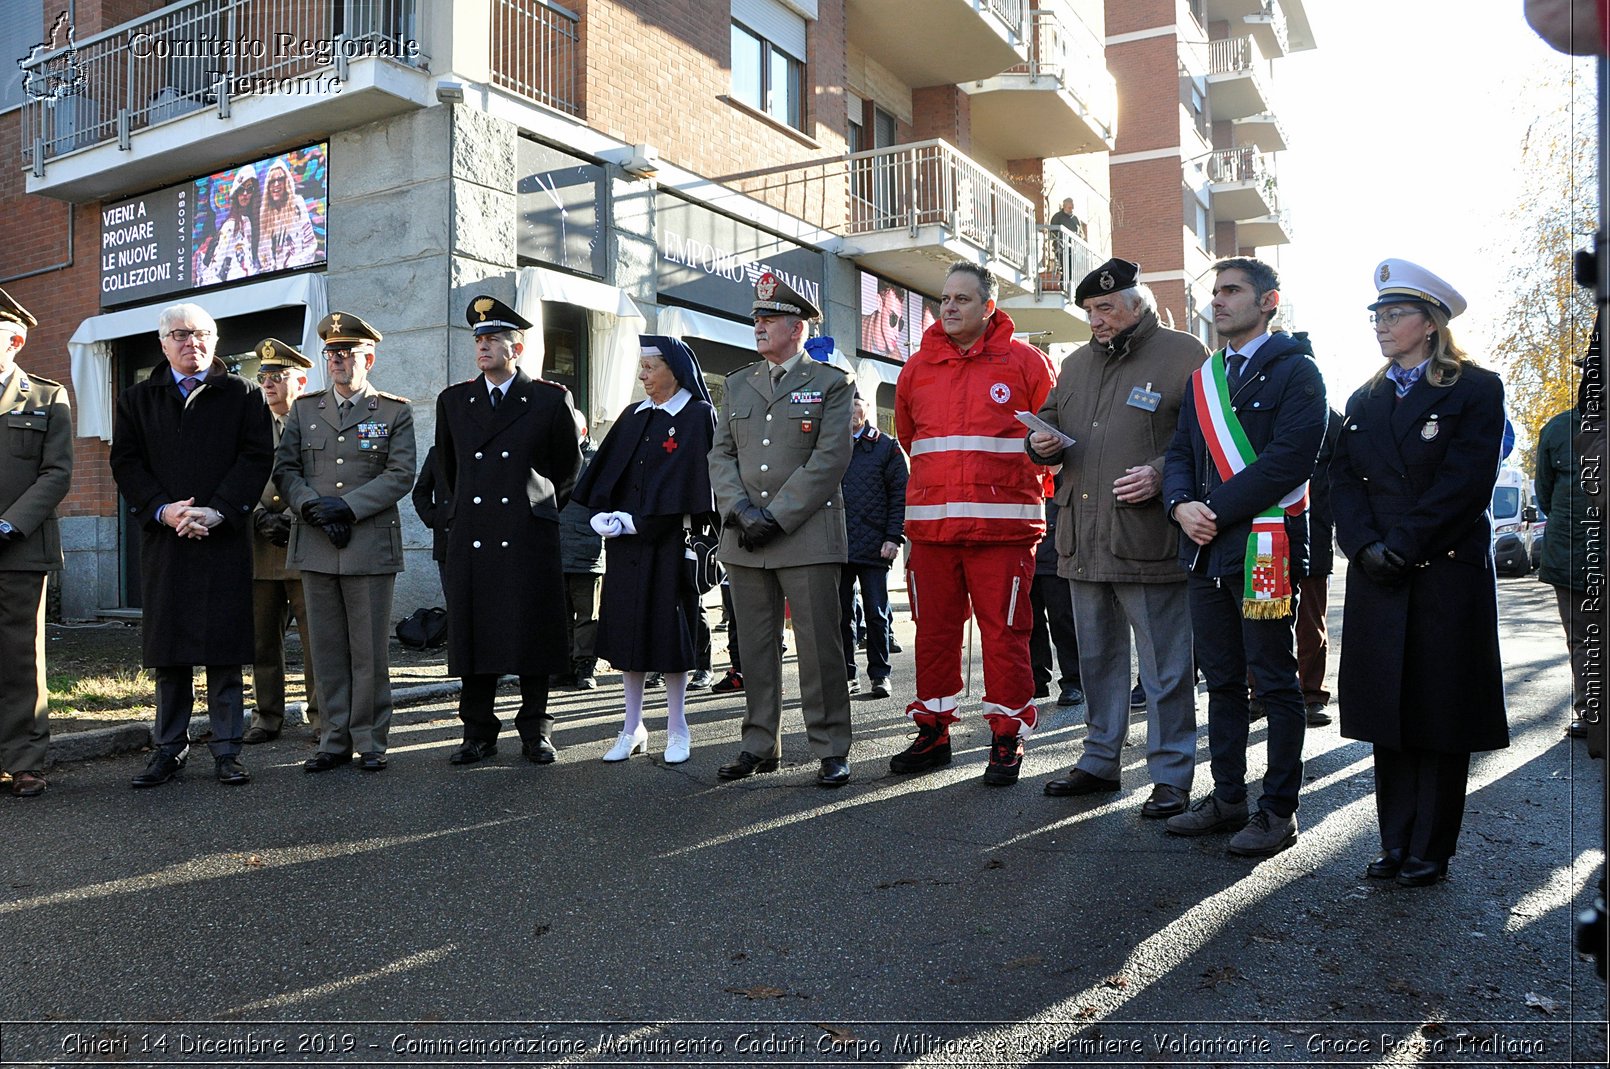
[1016,411,1076,449]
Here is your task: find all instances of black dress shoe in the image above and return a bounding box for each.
[868,679,891,699]
[1366,848,1405,879]
[215,756,251,785]
[1569,718,1588,738]
[242,726,280,745]
[303,751,353,773]
[522,738,557,764]
[717,751,781,780]
[131,751,185,789]
[817,756,850,787]
[1057,686,1084,708]
[688,669,714,689]
[847,678,861,695]
[1395,856,1449,887]
[1043,768,1120,797]
[1305,702,1333,727]
[359,752,388,772]
[1140,783,1189,818]
[449,740,498,765]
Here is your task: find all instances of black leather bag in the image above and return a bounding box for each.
[395,606,449,649]
[685,523,723,595]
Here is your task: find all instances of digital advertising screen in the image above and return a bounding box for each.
[857,271,936,363]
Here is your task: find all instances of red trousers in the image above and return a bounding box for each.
[906,541,1039,736]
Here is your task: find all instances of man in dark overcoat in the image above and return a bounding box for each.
[436,295,581,766]
[275,312,416,773]
[838,392,906,699]
[110,302,273,788]
[0,287,72,798]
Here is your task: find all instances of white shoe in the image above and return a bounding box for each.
[602,725,648,762]
[664,731,691,765]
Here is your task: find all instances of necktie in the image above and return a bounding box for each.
[339,398,352,418]
[489,387,501,410]
[180,376,199,397]
[1227,354,1247,391]
[770,364,786,396]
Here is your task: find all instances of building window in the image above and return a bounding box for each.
[731,21,804,128]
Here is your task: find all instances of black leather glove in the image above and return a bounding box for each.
[266,514,292,547]
[738,506,783,549]
[1356,540,1408,585]
[323,521,353,549]
[303,496,355,526]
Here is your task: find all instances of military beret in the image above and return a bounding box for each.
[1368,259,1467,320]
[1074,258,1140,305]
[466,294,532,336]
[317,311,383,346]
[752,271,821,321]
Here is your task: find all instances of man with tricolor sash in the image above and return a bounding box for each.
[1161,258,1327,857]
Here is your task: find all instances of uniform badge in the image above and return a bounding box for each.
[329,312,343,333]
[1420,416,1439,441]
[756,273,778,301]
[801,419,813,433]
[990,383,1011,404]
[473,296,494,322]
[789,390,824,404]
[1379,263,1391,283]
[1098,270,1115,292]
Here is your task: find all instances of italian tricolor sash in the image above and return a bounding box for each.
[1190,351,1308,619]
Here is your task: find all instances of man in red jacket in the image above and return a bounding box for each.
[892,262,1056,784]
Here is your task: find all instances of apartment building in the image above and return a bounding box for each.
[1,0,1118,617]
[1104,0,1313,343]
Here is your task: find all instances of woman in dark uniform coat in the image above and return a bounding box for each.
[1332,259,1508,887]
[574,336,717,765]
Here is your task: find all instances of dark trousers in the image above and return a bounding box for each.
[721,583,741,674]
[839,562,892,682]
[153,664,244,759]
[1373,746,1471,862]
[1295,572,1330,706]
[1029,572,1080,692]
[1554,584,1593,720]
[251,576,319,732]
[458,674,553,745]
[563,572,601,661]
[1188,572,1305,818]
[695,599,712,672]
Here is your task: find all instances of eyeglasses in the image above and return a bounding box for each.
[1369,308,1424,328]
[165,329,215,342]
[256,369,293,384]
[323,347,363,362]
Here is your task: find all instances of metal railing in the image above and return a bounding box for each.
[1249,1,1290,54]
[490,0,580,117]
[1205,145,1270,186]
[1035,223,1099,300]
[1001,8,1117,136]
[1207,35,1256,74]
[847,139,1035,272]
[982,0,1029,41]
[20,0,426,169]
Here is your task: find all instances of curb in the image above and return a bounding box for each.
[45,678,465,769]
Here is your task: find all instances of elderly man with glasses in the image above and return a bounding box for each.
[110,303,274,787]
[273,312,416,773]
[243,338,320,745]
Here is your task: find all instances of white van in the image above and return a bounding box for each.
[1490,466,1536,576]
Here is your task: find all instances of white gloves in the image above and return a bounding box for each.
[589,511,638,538]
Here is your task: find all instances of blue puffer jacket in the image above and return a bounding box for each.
[558,439,604,574]
[841,426,908,567]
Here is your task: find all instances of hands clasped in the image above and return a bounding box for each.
[301,497,356,548]
[589,511,638,538]
[732,502,783,551]
[1356,541,1410,585]
[163,498,222,540]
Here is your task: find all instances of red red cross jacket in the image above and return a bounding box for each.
[895,309,1055,545]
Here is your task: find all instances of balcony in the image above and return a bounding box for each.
[489,0,580,116]
[20,0,432,202]
[1204,0,1317,53]
[845,0,1027,88]
[964,8,1117,158]
[1204,146,1277,220]
[842,139,1036,296]
[1205,36,1271,121]
[1231,111,1288,153]
[1236,207,1292,248]
[998,224,1099,342]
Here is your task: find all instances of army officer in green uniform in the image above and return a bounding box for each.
[0,287,72,797]
[274,312,416,773]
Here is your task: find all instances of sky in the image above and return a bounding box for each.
[1271,0,1596,408]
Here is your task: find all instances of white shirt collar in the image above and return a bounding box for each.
[634,386,691,415]
[487,376,513,399]
[1227,332,1271,362]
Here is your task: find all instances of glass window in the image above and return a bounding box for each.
[730,21,805,131]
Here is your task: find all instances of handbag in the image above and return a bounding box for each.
[684,520,724,595]
[395,606,449,649]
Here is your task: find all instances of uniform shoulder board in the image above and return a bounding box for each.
[730,361,764,379]
[533,377,569,392]
[28,374,66,390]
[376,389,412,404]
[299,388,328,399]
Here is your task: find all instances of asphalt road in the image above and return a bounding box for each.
[1,565,1604,1068]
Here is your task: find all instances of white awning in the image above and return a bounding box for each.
[515,266,646,429]
[67,273,328,441]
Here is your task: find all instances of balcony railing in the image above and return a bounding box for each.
[1207,35,1259,75]
[1002,8,1117,135]
[847,139,1035,272]
[1035,223,1099,301]
[1247,1,1290,54]
[490,0,580,117]
[984,0,1029,39]
[1205,145,1270,186]
[19,0,426,168]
